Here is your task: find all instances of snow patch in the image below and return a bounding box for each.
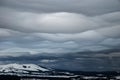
[0,63,49,73]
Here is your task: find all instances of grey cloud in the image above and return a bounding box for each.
[0,30,107,55]
[32,30,105,42]
[100,38,120,47]
[0,0,120,15]
[0,52,30,57]
[96,25,120,38]
[0,30,119,56]
[0,10,106,33]
[97,12,120,24]
[0,28,22,38]
[0,7,119,35]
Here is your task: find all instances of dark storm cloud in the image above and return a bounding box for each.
[0,49,120,71]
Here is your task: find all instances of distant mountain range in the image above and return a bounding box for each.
[0,63,120,80]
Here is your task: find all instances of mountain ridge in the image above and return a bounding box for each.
[0,63,49,73]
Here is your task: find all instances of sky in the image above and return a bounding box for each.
[0,0,120,71]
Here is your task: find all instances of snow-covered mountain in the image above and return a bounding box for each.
[0,63,49,73]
